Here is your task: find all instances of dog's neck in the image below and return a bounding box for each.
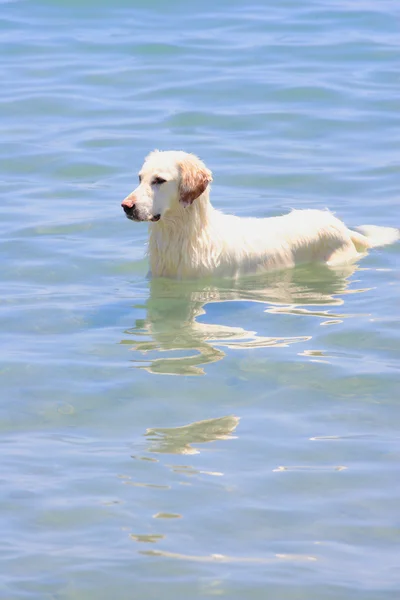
[148,190,219,278]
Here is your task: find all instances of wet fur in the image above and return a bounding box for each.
[122,150,399,279]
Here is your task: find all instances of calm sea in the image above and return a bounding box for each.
[1,0,399,598]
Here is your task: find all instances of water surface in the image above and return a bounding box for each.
[1,0,400,598]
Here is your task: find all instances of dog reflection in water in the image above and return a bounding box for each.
[145,415,240,455]
[122,264,361,376]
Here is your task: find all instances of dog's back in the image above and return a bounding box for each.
[123,151,399,278]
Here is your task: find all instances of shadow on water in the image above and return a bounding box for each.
[121,264,369,375]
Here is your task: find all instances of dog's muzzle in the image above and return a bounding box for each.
[122,203,138,220]
[121,201,160,222]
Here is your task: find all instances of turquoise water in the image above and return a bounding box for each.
[1,0,400,597]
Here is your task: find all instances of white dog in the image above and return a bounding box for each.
[121,150,399,279]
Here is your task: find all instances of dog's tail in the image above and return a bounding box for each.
[350,225,400,251]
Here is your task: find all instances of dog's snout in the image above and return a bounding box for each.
[121,196,135,208]
[121,195,136,216]
[122,204,133,215]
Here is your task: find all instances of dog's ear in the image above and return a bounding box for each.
[179,158,212,207]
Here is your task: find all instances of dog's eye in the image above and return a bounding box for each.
[138,174,142,183]
[152,177,166,186]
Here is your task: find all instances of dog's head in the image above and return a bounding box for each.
[121,150,212,222]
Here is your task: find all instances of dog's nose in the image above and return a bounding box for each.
[121,196,136,214]
[122,204,134,215]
